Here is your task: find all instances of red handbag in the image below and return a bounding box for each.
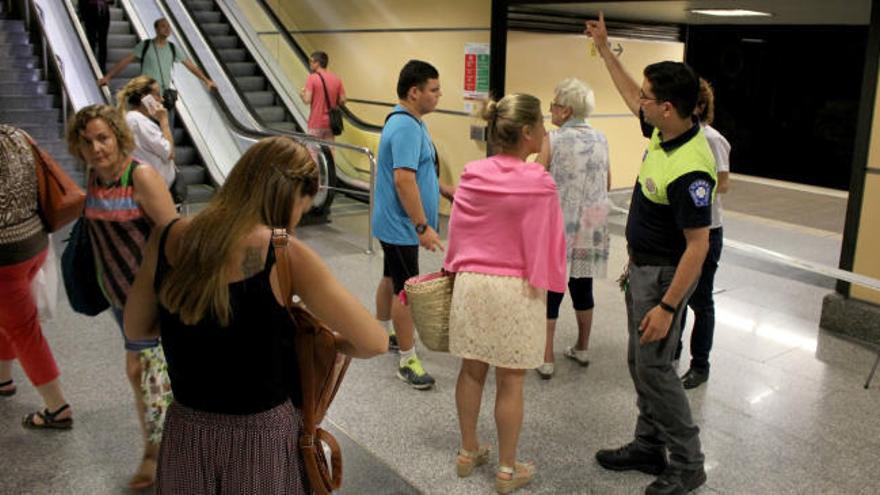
[26,134,85,232]
[272,229,351,494]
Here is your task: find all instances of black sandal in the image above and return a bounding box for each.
[22,403,73,430]
[0,379,15,397]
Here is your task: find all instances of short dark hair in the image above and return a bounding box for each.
[154,18,168,30]
[310,51,328,69]
[643,61,699,119]
[396,60,439,99]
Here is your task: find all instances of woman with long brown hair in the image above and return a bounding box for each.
[124,136,388,493]
[67,104,177,490]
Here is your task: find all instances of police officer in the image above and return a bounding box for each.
[586,13,714,495]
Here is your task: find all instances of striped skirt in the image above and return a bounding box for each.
[156,400,308,494]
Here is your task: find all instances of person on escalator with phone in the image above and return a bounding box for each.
[98,18,216,128]
[299,51,346,141]
[117,76,182,203]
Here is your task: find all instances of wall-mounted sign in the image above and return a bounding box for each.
[464,42,490,99]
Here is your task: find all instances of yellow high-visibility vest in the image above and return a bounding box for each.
[638,127,717,205]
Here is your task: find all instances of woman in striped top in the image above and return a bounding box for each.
[67,104,177,491]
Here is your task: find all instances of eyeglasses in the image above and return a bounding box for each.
[549,101,563,110]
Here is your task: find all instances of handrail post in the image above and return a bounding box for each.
[366,151,375,255]
[61,88,68,134]
[23,0,31,32]
[41,36,48,81]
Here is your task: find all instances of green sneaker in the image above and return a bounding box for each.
[397,356,436,390]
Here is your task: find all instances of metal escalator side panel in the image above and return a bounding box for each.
[31,0,106,109]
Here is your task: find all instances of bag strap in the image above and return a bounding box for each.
[301,428,343,494]
[270,229,318,431]
[315,72,335,109]
[271,229,343,495]
[149,39,177,91]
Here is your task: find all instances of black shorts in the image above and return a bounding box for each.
[381,241,419,295]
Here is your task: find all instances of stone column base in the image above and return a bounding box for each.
[821,292,880,345]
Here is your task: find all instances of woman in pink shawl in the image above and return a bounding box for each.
[444,94,566,494]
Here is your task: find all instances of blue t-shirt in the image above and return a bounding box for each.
[371,105,439,245]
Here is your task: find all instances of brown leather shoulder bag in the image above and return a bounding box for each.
[25,133,85,232]
[272,229,351,495]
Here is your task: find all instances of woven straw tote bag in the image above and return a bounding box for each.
[404,271,453,352]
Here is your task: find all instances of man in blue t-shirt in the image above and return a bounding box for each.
[371,60,444,390]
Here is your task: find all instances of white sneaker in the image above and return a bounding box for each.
[536,362,555,379]
[564,346,590,366]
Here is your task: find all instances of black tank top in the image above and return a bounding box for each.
[155,220,301,414]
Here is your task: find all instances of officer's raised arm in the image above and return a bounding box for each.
[585,12,641,116]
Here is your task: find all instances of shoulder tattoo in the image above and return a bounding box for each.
[241,246,264,278]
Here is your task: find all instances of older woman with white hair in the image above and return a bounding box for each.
[536,77,611,379]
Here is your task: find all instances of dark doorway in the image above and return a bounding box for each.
[686,26,868,190]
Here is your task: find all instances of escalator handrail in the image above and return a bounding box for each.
[251,0,384,132]
[59,0,112,105]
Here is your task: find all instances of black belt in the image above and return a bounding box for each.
[627,247,678,267]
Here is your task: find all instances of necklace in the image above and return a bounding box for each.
[95,158,130,187]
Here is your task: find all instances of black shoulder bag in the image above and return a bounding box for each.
[316,72,344,136]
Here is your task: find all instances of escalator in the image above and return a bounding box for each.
[0,2,82,185]
[97,1,215,204]
[252,0,384,135]
[107,0,343,220]
[174,0,381,203]
[182,0,299,133]
[161,0,338,214]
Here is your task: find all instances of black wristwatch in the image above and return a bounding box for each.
[658,300,676,314]
[415,223,428,235]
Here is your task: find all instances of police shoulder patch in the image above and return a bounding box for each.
[688,180,711,207]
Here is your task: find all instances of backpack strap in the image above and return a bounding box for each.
[383,111,440,177]
[141,39,176,60]
[140,39,151,61]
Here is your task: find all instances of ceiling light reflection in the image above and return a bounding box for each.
[690,9,773,17]
[748,388,775,405]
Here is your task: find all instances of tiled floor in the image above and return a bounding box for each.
[2,181,878,494]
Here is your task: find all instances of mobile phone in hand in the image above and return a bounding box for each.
[141,94,163,115]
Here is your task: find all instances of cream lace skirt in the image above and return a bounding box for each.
[448,272,546,369]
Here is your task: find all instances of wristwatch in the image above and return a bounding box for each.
[415,223,428,235]
[658,300,676,314]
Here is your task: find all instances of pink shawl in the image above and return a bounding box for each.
[443,154,566,293]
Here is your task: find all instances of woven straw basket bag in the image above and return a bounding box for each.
[404,271,453,352]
